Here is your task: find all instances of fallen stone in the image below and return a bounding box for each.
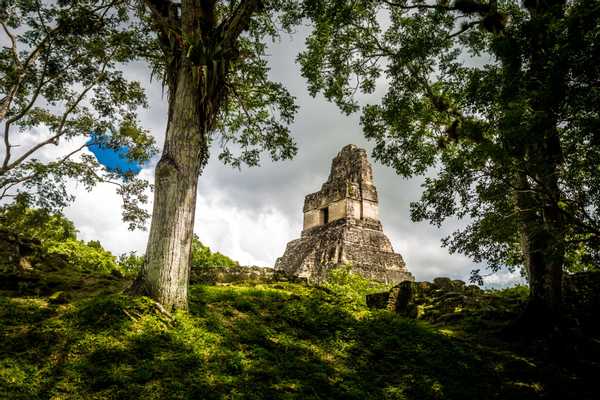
[366,291,389,309]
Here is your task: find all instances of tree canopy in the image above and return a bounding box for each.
[138,0,300,168]
[129,0,302,309]
[296,0,600,324]
[298,0,600,276]
[0,0,160,229]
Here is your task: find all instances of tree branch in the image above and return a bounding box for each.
[0,20,20,68]
[143,0,181,41]
[0,21,21,122]
[448,20,482,38]
[7,0,124,107]
[0,141,90,200]
[1,57,111,173]
[219,0,261,50]
[381,0,457,11]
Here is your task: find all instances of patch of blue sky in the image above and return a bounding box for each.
[87,133,143,176]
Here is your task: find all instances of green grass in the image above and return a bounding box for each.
[0,273,593,399]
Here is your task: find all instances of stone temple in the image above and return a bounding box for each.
[275,144,414,284]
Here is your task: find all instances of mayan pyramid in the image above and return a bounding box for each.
[275,144,414,284]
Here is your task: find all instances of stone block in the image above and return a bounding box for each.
[366,292,389,309]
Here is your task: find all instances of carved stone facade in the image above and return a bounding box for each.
[275,144,414,284]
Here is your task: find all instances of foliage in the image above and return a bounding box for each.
[137,0,300,169]
[0,195,76,242]
[45,238,118,274]
[490,284,530,300]
[117,251,145,276]
[324,264,390,309]
[295,0,600,282]
[0,199,121,274]
[114,235,241,276]
[191,234,239,269]
[118,235,241,274]
[0,266,592,399]
[0,0,157,229]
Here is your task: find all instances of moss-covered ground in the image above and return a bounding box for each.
[0,269,595,400]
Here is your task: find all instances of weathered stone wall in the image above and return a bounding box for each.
[329,199,347,222]
[302,145,382,232]
[279,218,412,284]
[367,277,501,324]
[367,272,600,333]
[0,229,39,274]
[189,266,304,285]
[362,199,379,220]
[303,209,320,230]
[327,145,374,184]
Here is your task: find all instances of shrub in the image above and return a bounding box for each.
[191,235,238,268]
[118,251,145,276]
[324,264,390,308]
[46,239,118,274]
[0,196,76,242]
[1,198,121,275]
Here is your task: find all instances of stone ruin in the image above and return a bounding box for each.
[275,144,414,284]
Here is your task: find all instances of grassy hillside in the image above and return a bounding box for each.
[1,266,595,400]
[0,205,595,399]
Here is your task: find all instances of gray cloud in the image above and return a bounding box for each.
[193,31,483,281]
[57,26,505,285]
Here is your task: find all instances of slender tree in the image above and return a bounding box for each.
[297,0,600,331]
[0,0,156,228]
[130,0,298,310]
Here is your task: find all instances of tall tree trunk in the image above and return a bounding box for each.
[130,62,211,310]
[528,135,565,325]
[129,0,253,310]
[513,164,564,333]
[505,0,568,334]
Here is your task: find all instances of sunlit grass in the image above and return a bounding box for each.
[0,272,588,399]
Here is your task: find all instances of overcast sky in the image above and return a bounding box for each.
[4,25,522,286]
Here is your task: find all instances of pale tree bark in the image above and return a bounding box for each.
[131,63,209,310]
[130,0,259,310]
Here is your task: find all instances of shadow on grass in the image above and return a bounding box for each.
[0,282,592,399]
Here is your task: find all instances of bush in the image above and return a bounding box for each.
[1,198,121,275]
[0,196,76,243]
[46,239,118,274]
[324,264,390,308]
[191,235,238,268]
[118,252,145,276]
